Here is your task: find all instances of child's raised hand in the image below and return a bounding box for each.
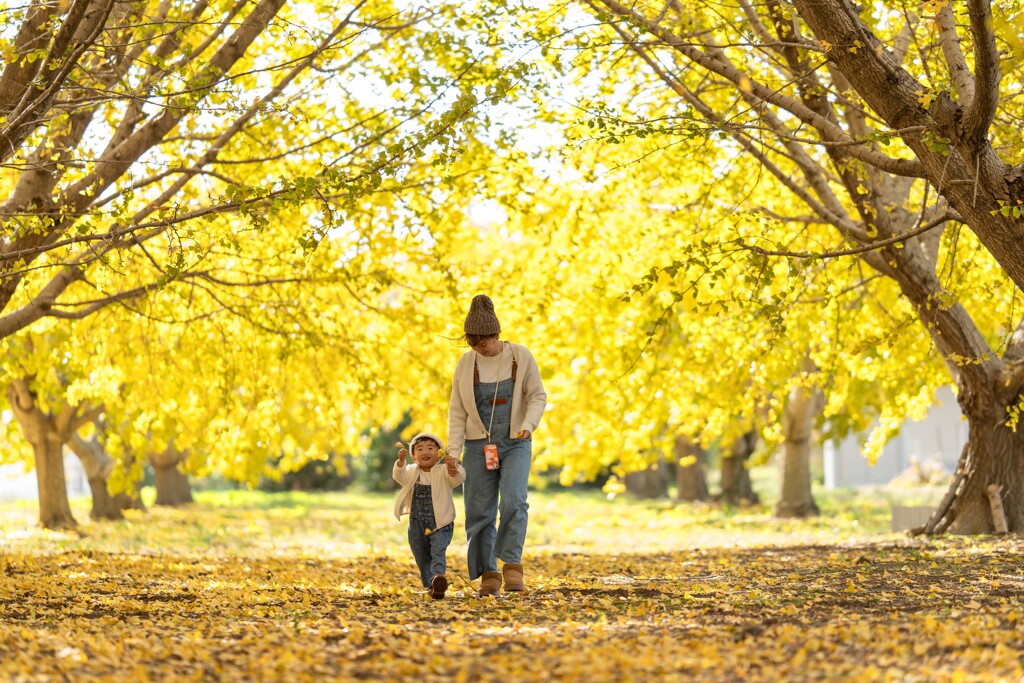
[395,441,408,465]
[445,454,459,476]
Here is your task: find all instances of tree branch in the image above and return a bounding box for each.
[0,0,115,164]
[735,212,956,260]
[605,21,868,244]
[60,0,287,217]
[1002,317,1024,363]
[592,0,924,177]
[961,0,1001,143]
[935,4,975,105]
[6,376,36,413]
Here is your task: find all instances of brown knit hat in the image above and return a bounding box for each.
[463,294,501,336]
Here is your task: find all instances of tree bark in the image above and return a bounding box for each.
[789,0,1024,292]
[150,448,193,506]
[624,456,670,498]
[153,465,193,506]
[67,432,127,520]
[774,374,822,518]
[674,436,709,502]
[35,432,76,529]
[718,431,760,505]
[945,402,1024,534]
[6,383,77,529]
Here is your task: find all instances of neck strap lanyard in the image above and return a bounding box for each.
[476,343,507,441]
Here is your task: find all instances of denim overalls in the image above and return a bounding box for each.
[463,351,531,580]
[408,476,454,587]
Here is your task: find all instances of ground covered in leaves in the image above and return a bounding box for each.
[1,490,1022,681]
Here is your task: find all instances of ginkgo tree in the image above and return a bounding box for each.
[493,0,1024,534]
[0,0,513,334]
[0,0,527,527]
[444,118,949,509]
[0,186,487,527]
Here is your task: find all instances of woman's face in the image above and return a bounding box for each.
[471,335,503,357]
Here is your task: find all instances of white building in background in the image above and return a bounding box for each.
[0,454,89,501]
[823,386,967,488]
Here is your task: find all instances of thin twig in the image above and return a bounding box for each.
[736,212,955,260]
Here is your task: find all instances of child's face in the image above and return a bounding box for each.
[412,440,441,470]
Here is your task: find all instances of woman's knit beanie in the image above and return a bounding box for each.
[463,294,501,336]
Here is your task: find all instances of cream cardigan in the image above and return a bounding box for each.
[392,463,466,527]
[446,342,547,458]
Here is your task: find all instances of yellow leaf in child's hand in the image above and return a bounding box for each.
[394,441,404,448]
[424,528,433,536]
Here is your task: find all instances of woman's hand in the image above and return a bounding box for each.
[515,429,532,440]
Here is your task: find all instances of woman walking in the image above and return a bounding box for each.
[447,295,547,596]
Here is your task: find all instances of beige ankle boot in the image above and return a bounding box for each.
[502,563,525,591]
[478,571,502,597]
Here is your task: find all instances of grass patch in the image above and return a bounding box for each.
[0,478,946,558]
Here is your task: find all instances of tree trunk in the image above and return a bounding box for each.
[153,464,193,506]
[879,250,1024,533]
[945,403,1024,534]
[789,0,1024,295]
[67,432,128,521]
[674,436,709,502]
[22,425,75,528]
[624,456,669,498]
[151,448,193,506]
[35,434,77,529]
[6,384,77,529]
[718,431,760,505]
[774,377,822,519]
[86,475,121,520]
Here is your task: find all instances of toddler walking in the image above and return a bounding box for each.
[393,432,466,598]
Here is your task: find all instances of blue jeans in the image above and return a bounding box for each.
[408,520,453,587]
[463,436,531,579]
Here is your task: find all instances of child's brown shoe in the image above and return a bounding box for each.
[478,571,502,597]
[430,574,448,600]
[502,563,525,591]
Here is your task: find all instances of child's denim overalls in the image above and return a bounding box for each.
[408,476,453,587]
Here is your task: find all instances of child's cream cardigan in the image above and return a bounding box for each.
[392,462,466,528]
